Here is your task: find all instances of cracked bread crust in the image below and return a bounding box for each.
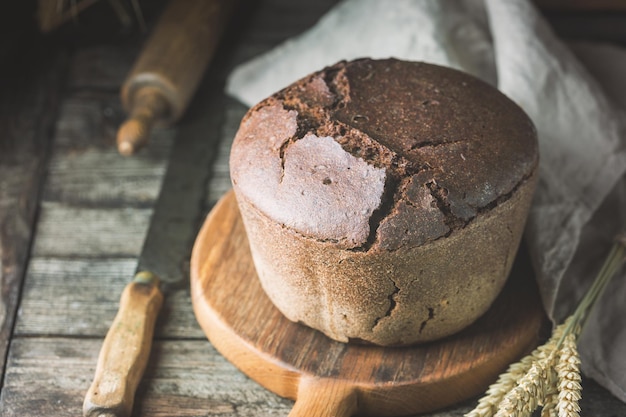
[230,58,538,346]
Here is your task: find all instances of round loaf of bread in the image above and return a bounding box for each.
[229,58,538,346]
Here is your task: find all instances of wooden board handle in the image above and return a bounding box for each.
[289,377,358,417]
[83,271,164,417]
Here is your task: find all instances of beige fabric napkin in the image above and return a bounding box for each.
[226,0,626,401]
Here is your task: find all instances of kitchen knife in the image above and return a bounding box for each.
[83,88,218,417]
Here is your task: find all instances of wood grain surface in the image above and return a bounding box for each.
[0,32,68,376]
[191,191,546,416]
[0,0,625,416]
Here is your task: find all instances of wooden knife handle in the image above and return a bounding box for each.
[83,271,164,417]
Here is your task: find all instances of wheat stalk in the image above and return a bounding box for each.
[541,367,559,417]
[494,359,550,417]
[465,321,567,417]
[465,233,625,417]
[556,333,582,417]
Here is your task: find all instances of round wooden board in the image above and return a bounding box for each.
[190,191,546,417]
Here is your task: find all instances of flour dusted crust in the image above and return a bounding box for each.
[230,58,538,346]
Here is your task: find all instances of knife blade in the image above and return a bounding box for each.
[82,84,218,417]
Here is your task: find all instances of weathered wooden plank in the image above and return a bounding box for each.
[45,144,169,206]
[44,92,173,205]
[44,89,174,205]
[3,336,622,416]
[16,257,203,339]
[31,203,151,258]
[0,337,293,417]
[0,38,68,374]
[16,258,136,336]
[3,0,625,415]
[67,44,140,91]
[49,90,174,154]
[51,90,123,149]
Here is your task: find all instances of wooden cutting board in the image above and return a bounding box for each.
[190,191,546,417]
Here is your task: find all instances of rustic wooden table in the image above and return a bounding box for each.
[0,1,625,416]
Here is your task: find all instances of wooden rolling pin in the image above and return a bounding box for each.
[117,0,231,156]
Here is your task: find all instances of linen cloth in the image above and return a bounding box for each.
[225,0,626,401]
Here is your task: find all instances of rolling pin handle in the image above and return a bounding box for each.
[117,88,169,156]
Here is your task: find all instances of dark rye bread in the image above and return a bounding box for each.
[230,58,538,346]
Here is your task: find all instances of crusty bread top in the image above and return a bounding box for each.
[230,59,538,252]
